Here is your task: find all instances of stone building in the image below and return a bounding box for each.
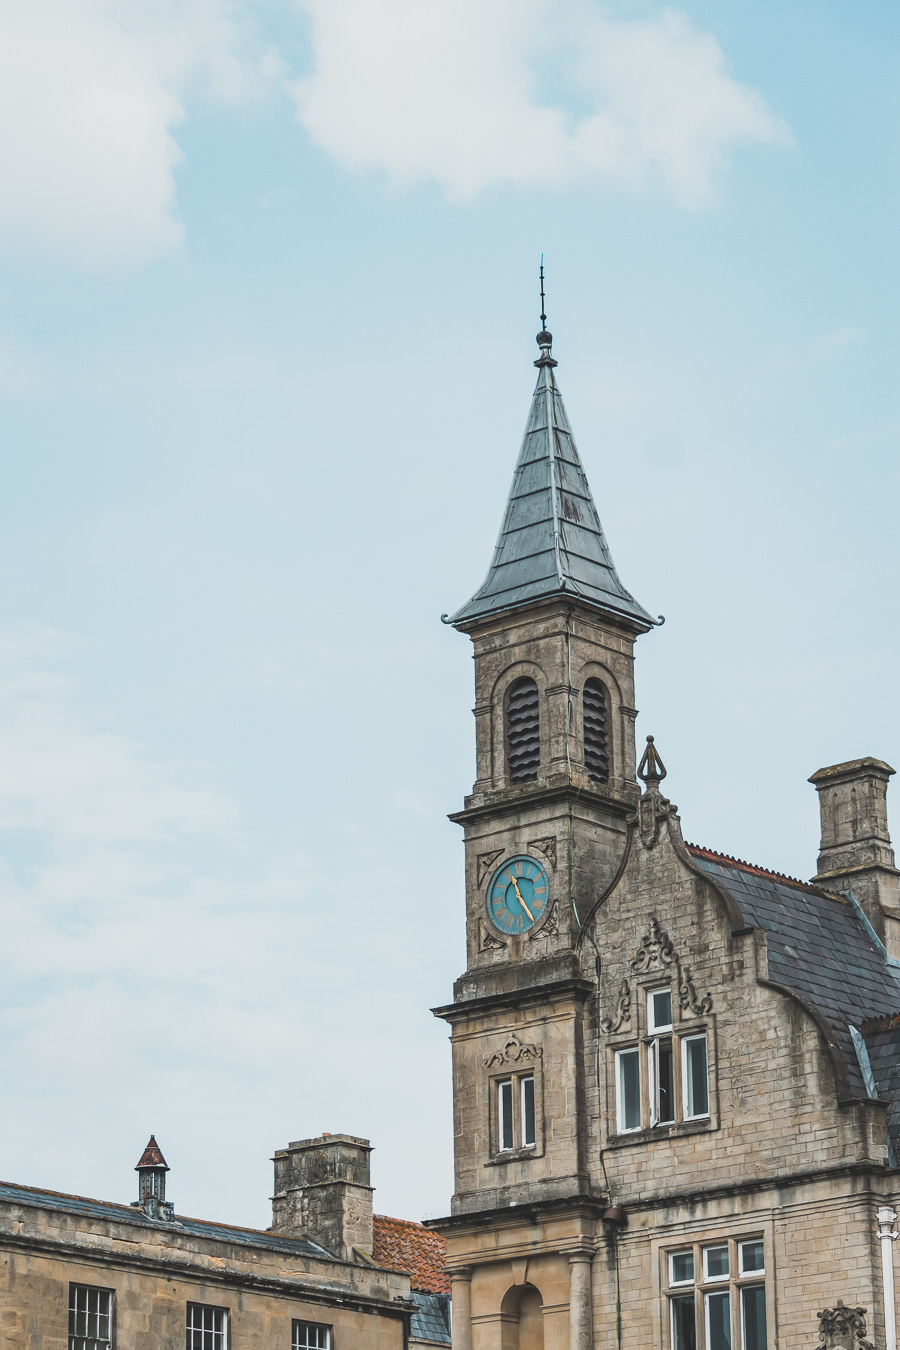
[428,321,900,1350]
[0,1130,450,1348]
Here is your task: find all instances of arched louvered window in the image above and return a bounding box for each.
[583,678,610,783]
[506,677,540,783]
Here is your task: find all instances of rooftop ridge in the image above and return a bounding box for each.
[686,842,841,898]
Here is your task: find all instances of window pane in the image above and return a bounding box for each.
[69,1284,112,1350]
[618,1050,640,1131]
[499,1080,513,1150]
[685,1036,709,1117]
[670,1251,694,1285]
[521,1076,535,1147]
[740,1241,764,1274]
[657,1039,675,1123]
[671,1294,697,1350]
[651,989,672,1029]
[705,1246,729,1279]
[293,1324,332,1350]
[706,1291,731,1350]
[741,1286,766,1350]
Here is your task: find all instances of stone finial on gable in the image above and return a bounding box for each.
[633,736,676,848]
[815,1299,873,1349]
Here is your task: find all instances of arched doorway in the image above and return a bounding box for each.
[500,1282,544,1350]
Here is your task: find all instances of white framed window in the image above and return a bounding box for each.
[705,1289,731,1350]
[498,1079,514,1150]
[669,1251,694,1286]
[682,1034,709,1119]
[69,1283,113,1350]
[648,986,673,1031]
[739,1241,764,1276]
[520,1075,536,1148]
[704,1246,730,1282]
[186,1302,228,1350]
[670,1293,696,1350]
[666,1237,767,1350]
[649,1036,675,1125]
[616,1048,641,1132]
[293,1322,332,1350]
[741,1286,767,1350]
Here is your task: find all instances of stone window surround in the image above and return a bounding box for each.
[656,1227,775,1350]
[69,1282,114,1350]
[603,1006,718,1146]
[484,1061,546,1164]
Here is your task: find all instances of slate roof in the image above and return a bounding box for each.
[448,336,654,629]
[0,1179,332,1258]
[687,843,900,1150]
[372,1215,451,1345]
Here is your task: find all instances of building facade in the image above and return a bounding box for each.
[0,1131,450,1349]
[429,323,900,1350]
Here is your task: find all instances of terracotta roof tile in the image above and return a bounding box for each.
[372,1214,449,1294]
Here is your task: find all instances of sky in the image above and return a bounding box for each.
[0,0,897,1232]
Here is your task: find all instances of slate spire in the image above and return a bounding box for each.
[447,324,656,630]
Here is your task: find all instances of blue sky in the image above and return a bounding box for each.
[0,0,897,1229]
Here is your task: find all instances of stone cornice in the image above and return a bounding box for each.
[432,977,595,1024]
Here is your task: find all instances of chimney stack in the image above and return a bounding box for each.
[810,758,900,955]
[134,1136,174,1222]
[271,1133,373,1261]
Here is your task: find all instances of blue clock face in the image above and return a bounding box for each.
[487,856,550,934]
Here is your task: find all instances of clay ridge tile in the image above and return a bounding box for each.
[372,1214,450,1294]
[686,842,838,898]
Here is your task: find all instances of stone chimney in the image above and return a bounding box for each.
[810,758,900,955]
[271,1133,373,1261]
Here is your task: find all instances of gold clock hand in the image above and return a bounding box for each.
[508,875,534,923]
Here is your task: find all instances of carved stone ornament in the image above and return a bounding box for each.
[630,918,676,974]
[626,735,676,849]
[479,920,505,953]
[528,901,559,941]
[627,917,714,1016]
[816,1300,873,1350]
[477,849,505,886]
[680,967,713,1017]
[527,836,557,868]
[600,979,631,1034]
[483,1034,543,1068]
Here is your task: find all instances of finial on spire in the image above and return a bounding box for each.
[535,256,557,368]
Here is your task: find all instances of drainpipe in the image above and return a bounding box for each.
[877,1207,898,1350]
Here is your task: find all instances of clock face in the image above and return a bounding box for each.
[487,855,550,934]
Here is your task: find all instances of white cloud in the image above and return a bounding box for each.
[294,0,790,205]
[0,0,279,270]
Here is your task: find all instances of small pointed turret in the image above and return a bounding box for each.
[134,1135,173,1220]
[447,323,656,630]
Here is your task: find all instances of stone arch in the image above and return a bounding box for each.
[500,1282,545,1350]
[576,658,627,785]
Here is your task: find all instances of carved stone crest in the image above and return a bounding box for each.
[527,836,557,868]
[600,979,631,1034]
[477,849,505,886]
[483,1034,543,1068]
[816,1300,873,1349]
[528,902,559,941]
[630,918,676,973]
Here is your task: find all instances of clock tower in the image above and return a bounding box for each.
[432,319,658,1348]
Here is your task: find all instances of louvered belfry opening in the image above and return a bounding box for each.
[506,677,540,783]
[583,678,610,783]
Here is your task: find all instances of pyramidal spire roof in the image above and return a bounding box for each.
[135,1136,169,1171]
[446,325,657,630]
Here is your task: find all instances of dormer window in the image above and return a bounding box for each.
[506,678,540,783]
[583,678,610,782]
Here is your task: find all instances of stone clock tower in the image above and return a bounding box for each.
[431,322,659,1348]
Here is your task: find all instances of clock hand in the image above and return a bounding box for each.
[508,874,535,923]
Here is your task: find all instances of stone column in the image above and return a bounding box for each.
[569,1251,593,1350]
[450,1268,473,1350]
[878,1207,898,1350]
